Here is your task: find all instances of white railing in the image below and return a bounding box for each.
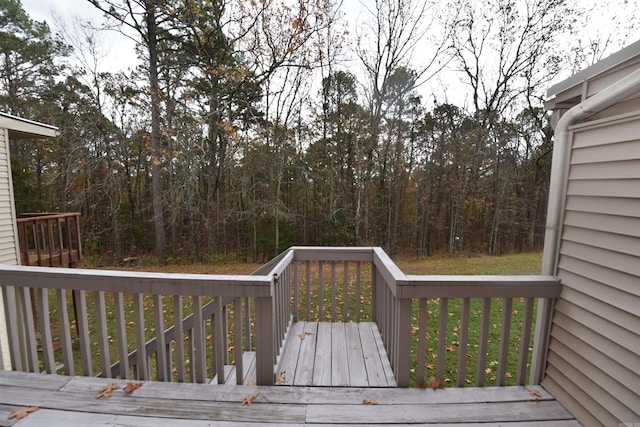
[0,247,561,388]
[0,265,277,384]
[283,247,561,387]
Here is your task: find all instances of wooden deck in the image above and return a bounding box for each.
[213,322,396,387]
[277,322,396,387]
[0,370,580,426]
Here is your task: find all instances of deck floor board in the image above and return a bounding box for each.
[0,370,580,426]
[278,321,396,387]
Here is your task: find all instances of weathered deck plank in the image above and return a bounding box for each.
[278,322,395,387]
[331,323,350,386]
[345,322,369,387]
[0,370,579,426]
[293,322,318,386]
[358,322,394,387]
[306,401,575,424]
[276,322,304,385]
[312,322,332,386]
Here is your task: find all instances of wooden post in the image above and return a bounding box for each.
[396,297,412,387]
[254,296,274,385]
[213,298,225,384]
[530,298,555,384]
[2,286,22,371]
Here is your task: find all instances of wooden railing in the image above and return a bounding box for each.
[281,247,561,387]
[0,247,561,388]
[17,213,82,267]
[0,265,277,384]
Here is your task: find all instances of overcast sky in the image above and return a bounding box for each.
[19,0,639,109]
[23,0,138,73]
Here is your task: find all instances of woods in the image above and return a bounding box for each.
[1,0,636,263]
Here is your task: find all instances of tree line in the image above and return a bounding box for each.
[1,0,636,263]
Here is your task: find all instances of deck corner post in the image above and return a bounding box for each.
[530,297,555,385]
[255,295,275,385]
[396,297,412,387]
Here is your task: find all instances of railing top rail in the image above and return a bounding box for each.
[251,249,293,276]
[290,246,375,262]
[266,248,295,278]
[17,212,81,222]
[0,264,272,297]
[372,247,408,296]
[400,275,561,298]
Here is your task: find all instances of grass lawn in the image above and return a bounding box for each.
[43,252,542,386]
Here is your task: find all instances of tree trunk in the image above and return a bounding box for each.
[146,4,167,264]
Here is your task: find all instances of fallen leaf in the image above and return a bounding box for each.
[247,381,257,386]
[419,376,443,390]
[362,396,378,405]
[241,392,260,406]
[96,383,121,399]
[123,382,142,394]
[276,371,286,384]
[526,387,542,398]
[8,406,38,420]
[298,331,315,340]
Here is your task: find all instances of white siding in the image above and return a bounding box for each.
[542,113,640,426]
[0,127,18,370]
[0,129,18,265]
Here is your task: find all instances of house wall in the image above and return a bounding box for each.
[542,112,640,426]
[0,127,20,369]
[0,129,19,265]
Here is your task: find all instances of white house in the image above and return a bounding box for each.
[0,112,58,369]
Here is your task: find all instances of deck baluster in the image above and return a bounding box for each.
[133,293,147,380]
[70,290,91,376]
[37,287,55,373]
[173,295,185,382]
[213,298,225,384]
[192,296,206,383]
[517,297,535,385]
[476,298,492,386]
[233,297,243,384]
[497,298,513,386]
[318,261,324,320]
[437,297,449,380]
[153,294,167,381]
[94,291,111,378]
[456,298,471,387]
[416,298,428,387]
[113,292,128,378]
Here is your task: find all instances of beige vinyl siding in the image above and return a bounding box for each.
[0,127,17,369]
[0,129,17,265]
[542,113,640,426]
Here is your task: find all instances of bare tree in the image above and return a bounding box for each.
[356,0,451,254]
[87,0,169,264]
[446,0,574,254]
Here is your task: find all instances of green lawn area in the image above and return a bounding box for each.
[395,252,542,275]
